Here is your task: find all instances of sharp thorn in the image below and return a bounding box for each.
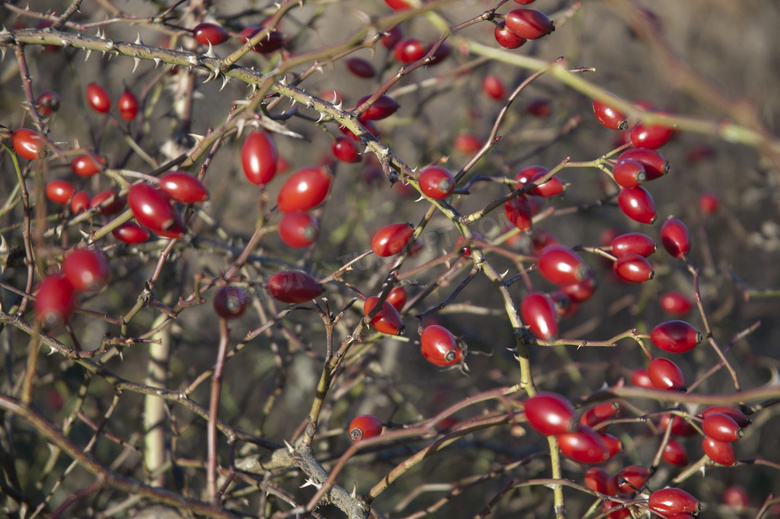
[134,32,143,45]
[132,57,140,73]
[220,75,229,91]
[84,48,92,61]
[153,57,160,68]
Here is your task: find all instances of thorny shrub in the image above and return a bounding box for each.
[1,0,780,518]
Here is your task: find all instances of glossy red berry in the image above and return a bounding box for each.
[549,291,574,319]
[515,165,564,197]
[538,245,592,285]
[393,38,426,63]
[631,368,654,388]
[585,467,617,496]
[613,158,647,188]
[648,358,686,391]
[559,277,597,303]
[617,148,669,180]
[34,274,77,328]
[610,232,656,258]
[46,180,74,205]
[12,128,45,160]
[62,248,109,293]
[481,74,505,100]
[159,171,209,203]
[118,89,139,121]
[530,229,559,255]
[71,152,106,177]
[660,292,693,316]
[521,292,559,339]
[505,195,533,232]
[386,286,407,312]
[35,90,60,116]
[504,9,554,39]
[331,137,361,163]
[349,414,383,442]
[630,122,675,149]
[523,392,577,436]
[702,436,737,466]
[580,402,619,427]
[659,413,697,437]
[615,465,650,494]
[557,425,610,465]
[650,320,701,354]
[112,222,150,244]
[241,131,278,185]
[356,94,399,120]
[346,57,375,78]
[593,94,628,130]
[127,184,185,239]
[90,189,125,215]
[661,216,691,258]
[648,488,700,516]
[702,412,743,442]
[699,192,719,215]
[420,325,462,367]
[613,253,654,283]
[701,406,750,428]
[70,191,91,214]
[363,296,404,335]
[419,166,455,200]
[372,223,415,257]
[267,271,323,303]
[193,22,229,45]
[277,166,332,212]
[240,26,284,54]
[278,211,320,248]
[618,186,656,224]
[453,134,482,154]
[662,438,689,466]
[599,432,623,459]
[213,285,249,319]
[494,21,526,49]
[86,82,111,113]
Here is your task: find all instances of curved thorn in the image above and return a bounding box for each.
[134,32,143,45]
[84,48,92,61]
[132,57,140,73]
[220,75,229,91]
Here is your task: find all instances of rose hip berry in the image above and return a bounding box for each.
[46,180,75,205]
[277,166,332,212]
[118,88,139,121]
[617,186,656,224]
[420,325,463,367]
[648,488,700,516]
[523,392,577,436]
[159,171,209,203]
[86,82,111,113]
[617,148,669,180]
[355,94,399,121]
[613,253,654,283]
[557,425,610,465]
[278,211,320,248]
[613,158,647,188]
[363,296,404,335]
[702,436,737,466]
[648,357,686,391]
[349,414,383,442]
[660,292,693,316]
[661,216,691,258]
[372,223,415,257]
[346,57,376,78]
[193,22,229,46]
[62,248,109,293]
[419,166,455,200]
[481,74,506,100]
[34,274,77,328]
[127,184,185,239]
[267,271,323,303]
[213,286,249,319]
[537,245,592,285]
[702,412,743,442]
[494,21,527,49]
[593,94,628,130]
[650,320,702,353]
[610,232,656,258]
[241,131,278,186]
[12,128,45,160]
[521,292,559,339]
[504,9,554,40]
